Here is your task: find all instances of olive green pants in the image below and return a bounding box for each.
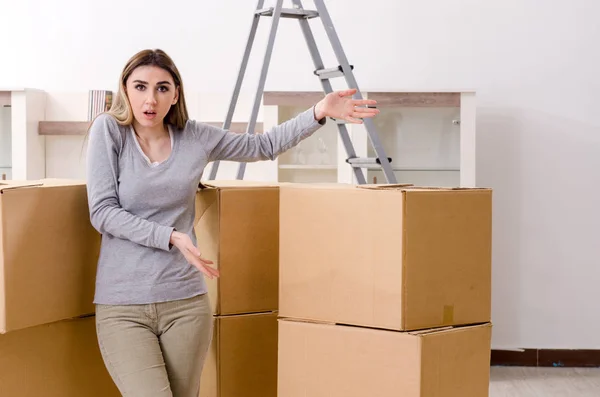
[95,293,213,397]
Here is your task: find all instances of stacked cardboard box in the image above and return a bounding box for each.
[194,181,280,397]
[278,183,493,397]
[0,179,119,396]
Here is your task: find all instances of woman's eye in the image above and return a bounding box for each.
[135,84,145,91]
[158,86,169,92]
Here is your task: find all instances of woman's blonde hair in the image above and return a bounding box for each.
[108,48,189,129]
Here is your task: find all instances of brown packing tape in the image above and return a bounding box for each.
[443,305,455,324]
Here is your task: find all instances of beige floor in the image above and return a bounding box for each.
[490,366,600,396]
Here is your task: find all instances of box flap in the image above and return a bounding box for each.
[220,310,277,319]
[358,184,490,192]
[402,186,491,191]
[0,179,86,193]
[198,180,280,189]
[278,317,337,326]
[408,326,454,336]
[356,183,414,190]
[38,178,87,187]
[409,323,491,337]
[0,181,43,192]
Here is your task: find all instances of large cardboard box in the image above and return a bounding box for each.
[279,183,492,331]
[194,181,280,315]
[0,179,100,333]
[278,319,492,397]
[200,311,278,397]
[0,315,120,396]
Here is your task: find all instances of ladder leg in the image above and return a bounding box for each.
[335,124,367,184]
[208,0,265,180]
[291,0,366,185]
[312,0,397,184]
[360,118,397,183]
[236,0,284,180]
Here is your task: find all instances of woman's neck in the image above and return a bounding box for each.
[132,121,169,142]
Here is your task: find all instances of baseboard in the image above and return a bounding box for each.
[491,349,600,367]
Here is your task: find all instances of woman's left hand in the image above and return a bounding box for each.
[314,88,380,124]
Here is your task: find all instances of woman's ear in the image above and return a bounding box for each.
[172,86,179,105]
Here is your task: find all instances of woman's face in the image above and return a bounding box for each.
[126,65,179,129]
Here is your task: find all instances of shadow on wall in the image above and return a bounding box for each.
[477,105,600,349]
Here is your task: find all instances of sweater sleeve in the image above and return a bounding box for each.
[204,106,326,163]
[85,114,175,251]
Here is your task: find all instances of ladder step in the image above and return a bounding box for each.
[330,117,348,124]
[314,65,354,80]
[346,157,393,167]
[256,7,319,19]
[330,104,376,124]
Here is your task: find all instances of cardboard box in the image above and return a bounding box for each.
[194,181,280,315]
[200,311,278,397]
[278,319,492,397]
[279,183,492,331]
[0,315,120,396]
[0,179,100,333]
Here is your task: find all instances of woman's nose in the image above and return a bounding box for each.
[146,93,158,104]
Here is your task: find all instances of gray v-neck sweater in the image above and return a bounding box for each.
[86,107,325,305]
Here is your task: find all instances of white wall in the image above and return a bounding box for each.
[1,0,599,350]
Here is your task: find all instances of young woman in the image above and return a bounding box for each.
[85,48,379,397]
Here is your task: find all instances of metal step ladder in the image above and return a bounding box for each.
[207,0,397,184]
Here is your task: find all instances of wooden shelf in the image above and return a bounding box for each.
[263,91,461,108]
[38,121,264,135]
[39,121,91,135]
[367,92,460,107]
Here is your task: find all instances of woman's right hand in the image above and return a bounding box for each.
[170,231,220,279]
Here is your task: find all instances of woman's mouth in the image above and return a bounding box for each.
[143,110,157,120]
